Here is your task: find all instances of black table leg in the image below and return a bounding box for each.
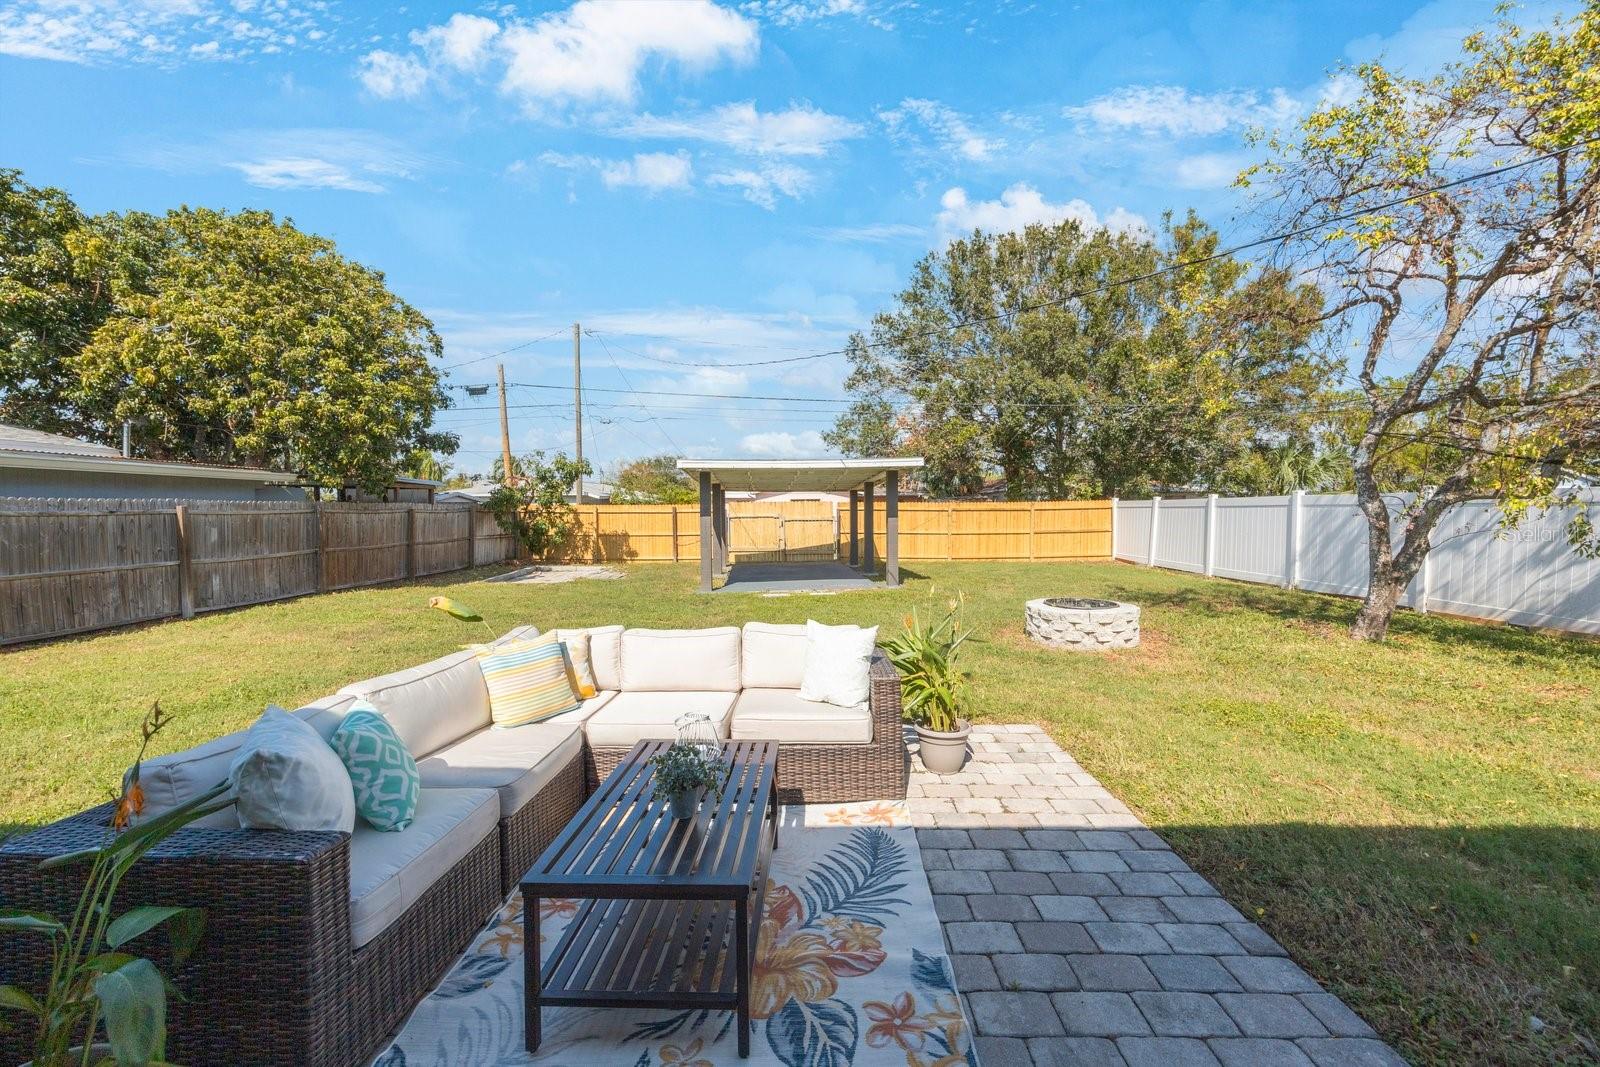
[525,893,542,1051]
[769,770,780,851]
[736,896,751,1057]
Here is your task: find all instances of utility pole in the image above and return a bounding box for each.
[497,362,513,485]
[573,321,584,504]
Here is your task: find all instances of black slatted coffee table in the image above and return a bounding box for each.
[521,739,779,1057]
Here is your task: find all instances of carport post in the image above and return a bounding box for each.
[698,471,714,591]
[848,489,859,567]
[863,479,876,574]
[712,484,728,575]
[885,470,900,586]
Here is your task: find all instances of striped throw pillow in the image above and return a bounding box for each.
[476,636,583,728]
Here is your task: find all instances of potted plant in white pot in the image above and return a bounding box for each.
[647,743,728,820]
[883,592,974,774]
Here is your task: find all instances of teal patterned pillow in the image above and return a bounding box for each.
[331,703,419,832]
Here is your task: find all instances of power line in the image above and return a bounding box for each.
[585,329,685,454]
[438,326,569,372]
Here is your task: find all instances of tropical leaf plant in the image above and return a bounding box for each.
[426,596,498,642]
[0,702,232,1066]
[879,590,974,733]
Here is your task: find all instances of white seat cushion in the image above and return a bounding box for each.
[542,690,616,725]
[414,723,584,819]
[741,622,808,690]
[348,786,498,948]
[730,688,872,744]
[620,627,741,692]
[584,691,737,748]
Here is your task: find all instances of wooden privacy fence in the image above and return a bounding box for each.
[552,499,1113,564]
[0,498,515,645]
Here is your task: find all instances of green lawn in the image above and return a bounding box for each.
[2,561,1596,1064]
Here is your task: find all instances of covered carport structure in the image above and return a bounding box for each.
[677,457,924,593]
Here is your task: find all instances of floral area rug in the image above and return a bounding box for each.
[374,801,976,1066]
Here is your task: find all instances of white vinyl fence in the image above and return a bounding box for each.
[1113,491,1600,636]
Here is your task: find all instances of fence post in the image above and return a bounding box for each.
[1027,502,1036,561]
[405,507,417,578]
[670,507,680,562]
[174,505,195,619]
[1418,548,1432,614]
[1204,493,1218,577]
[315,501,327,591]
[466,507,477,568]
[1147,496,1161,567]
[1287,490,1304,589]
[946,504,954,561]
[1110,496,1119,560]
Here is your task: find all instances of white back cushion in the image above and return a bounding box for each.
[621,627,741,692]
[741,622,809,690]
[585,625,624,691]
[229,706,355,833]
[135,695,358,828]
[800,621,879,706]
[338,649,491,757]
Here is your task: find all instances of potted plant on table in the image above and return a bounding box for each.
[883,591,975,774]
[647,743,728,820]
[1,703,232,1066]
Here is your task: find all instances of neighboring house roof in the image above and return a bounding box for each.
[0,422,299,484]
[0,424,123,458]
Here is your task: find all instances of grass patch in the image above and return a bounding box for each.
[1,561,1596,1064]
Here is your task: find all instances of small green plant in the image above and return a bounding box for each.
[483,450,592,559]
[0,703,233,1066]
[881,590,973,733]
[647,742,728,801]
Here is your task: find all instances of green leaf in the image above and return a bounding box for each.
[0,910,66,937]
[0,984,43,1016]
[105,906,197,951]
[164,909,206,969]
[92,958,166,1066]
[427,596,482,622]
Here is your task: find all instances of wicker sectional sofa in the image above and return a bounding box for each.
[0,622,905,1067]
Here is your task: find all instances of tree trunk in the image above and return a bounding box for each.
[1351,564,1405,640]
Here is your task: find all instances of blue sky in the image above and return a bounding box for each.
[0,0,1549,477]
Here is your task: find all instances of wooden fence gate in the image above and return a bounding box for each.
[727,500,837,563]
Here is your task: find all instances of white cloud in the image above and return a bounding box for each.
[811,222,926,243]
[600,152,694,192]
[878,98,1002,162]
[708,163,811,209]
[358,50,430,99]
[618,101,861,157]
[0,0,333,65]
[411,13,500,71]
[1064,85,1300,138]
[227,158,387,193]
[1173,152,1247,189]
[741,0,865,25]
[936,183,1147,241]
[498,0,757,107]
[113,129,432,194]
[739,430,830,457]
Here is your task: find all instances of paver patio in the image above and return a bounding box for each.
[911,725,1407,1067]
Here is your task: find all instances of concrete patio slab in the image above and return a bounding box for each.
[714,560,878,593]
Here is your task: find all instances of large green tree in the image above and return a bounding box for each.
[1246,2,1600,640]
[609,454,697,503]
[826,213,1328,498]
[0,170,111,436]
[1,175,455,493]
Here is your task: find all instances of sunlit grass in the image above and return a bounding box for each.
[2,560,1595,1064]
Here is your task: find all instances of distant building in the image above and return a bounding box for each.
[337,475,443,504]
[438,478,616,505]
[0,423,305,501]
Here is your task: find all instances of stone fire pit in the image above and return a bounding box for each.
[1025,597,1140,650]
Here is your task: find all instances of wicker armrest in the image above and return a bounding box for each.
[0,803,354,1066]
[868,650,904,742]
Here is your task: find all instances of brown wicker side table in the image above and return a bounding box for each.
[520,739,779,1058]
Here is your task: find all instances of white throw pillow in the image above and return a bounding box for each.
[799,621,879,707]
[228,706,356,833]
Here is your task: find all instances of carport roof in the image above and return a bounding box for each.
[676,457,923,493]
